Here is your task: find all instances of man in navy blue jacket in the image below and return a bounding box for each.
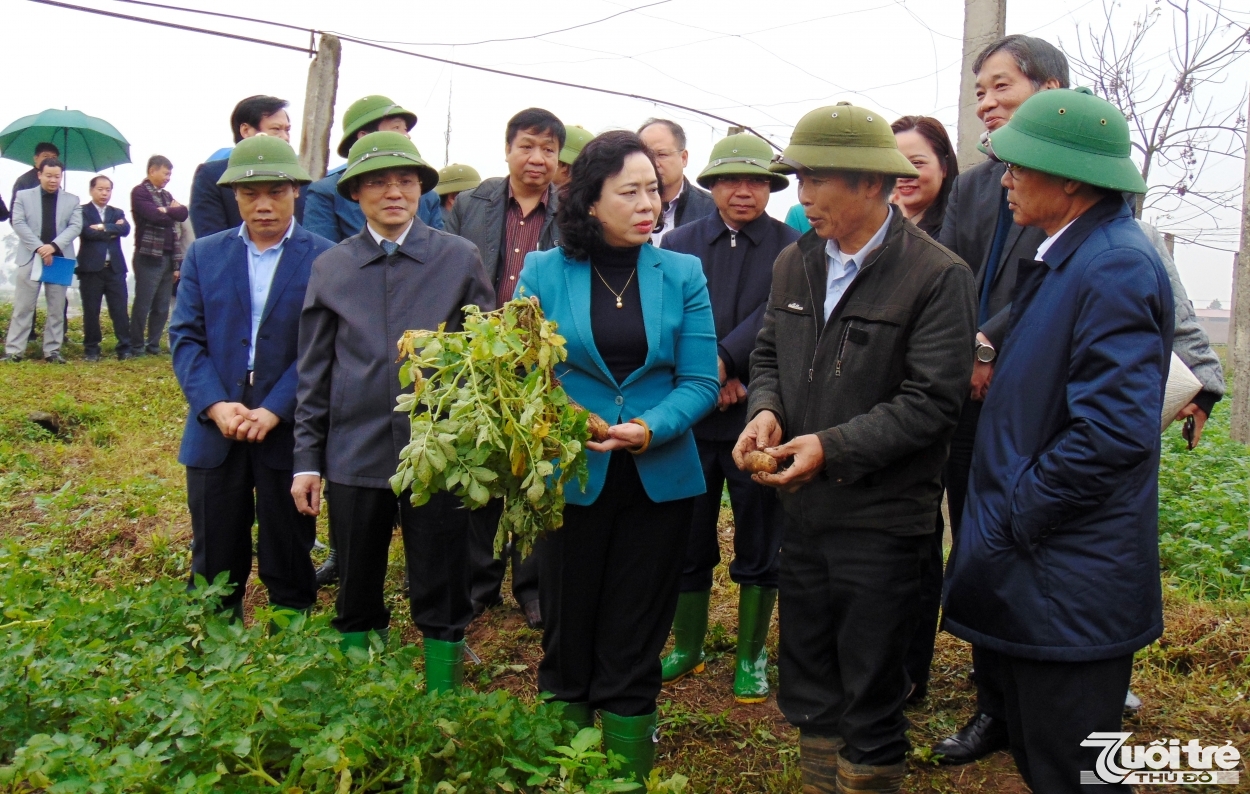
[78,176,132,361]
[189,95,306,238]
[659,133,798,704]
[170,135,333,624]
[943,89,1172,792]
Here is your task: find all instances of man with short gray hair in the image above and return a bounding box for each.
[736,103,976,794]
[638,118,716,243]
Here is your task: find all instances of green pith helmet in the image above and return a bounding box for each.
[337,131,439,200]
[337,95,419,158]
[987,87,1146,194]
[216,134,312,186]
[770,102,918,178]
[559,125,594,165]
[436,163,481,196]
[697,133,788,192]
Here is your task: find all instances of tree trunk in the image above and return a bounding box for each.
[298,34,341,182]
[1229,94,1250,443]
[956,0,1006,171]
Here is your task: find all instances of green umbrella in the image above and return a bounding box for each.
[0,108,130,172]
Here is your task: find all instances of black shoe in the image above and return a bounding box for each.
[932,712,1009,765]
[521,599,543,630]
[117,349,136,361]
[85,352,101,362]
[44,353,67,365]
[0,354,22,363]
[314,549,338,586]
[472,596,503,617]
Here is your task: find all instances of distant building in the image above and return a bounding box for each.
[1195,306,1229,344]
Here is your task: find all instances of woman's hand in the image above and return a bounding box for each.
[587,422,647,452]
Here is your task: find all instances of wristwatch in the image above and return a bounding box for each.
[975,340,997,364]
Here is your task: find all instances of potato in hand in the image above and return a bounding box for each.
[743,450,779,474]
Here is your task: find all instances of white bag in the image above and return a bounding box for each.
[1161,352,1203,432]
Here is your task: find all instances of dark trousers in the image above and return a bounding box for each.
[902,400,980,700]
[78,263,131,357]
[131,253,174,354]
[539,452,693,716]
[902,519,944,698]
[326,483,473,641]
[468,498,541,606]
[977,647,1134,793]
[186,439,317,611]
[777,519,928,766]
[680,438,782,592]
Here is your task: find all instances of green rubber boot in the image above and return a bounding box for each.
[733,585,777,703]
[557,701,595,732]
[338,631,370,653]
[600,710,657,786]
[660,589,710,683]
[424,638,465,694]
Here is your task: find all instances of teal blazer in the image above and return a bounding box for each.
[519,245,720,505]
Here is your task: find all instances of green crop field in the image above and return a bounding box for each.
[0,308,1246,792]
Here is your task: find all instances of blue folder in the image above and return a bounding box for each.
[39,256,76,286]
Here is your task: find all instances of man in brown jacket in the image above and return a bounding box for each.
[733,104,976,794]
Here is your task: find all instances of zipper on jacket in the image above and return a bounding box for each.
[834,323,853,377]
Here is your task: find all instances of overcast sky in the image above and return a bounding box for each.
[2,0,1245,303]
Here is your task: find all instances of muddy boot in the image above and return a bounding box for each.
[800,734,845,794]
[424,638,465,694]
[557,701,595,732]
[733,585,777,703]
[600,710,657,785]
[835,754,907,794]
[660,589,709,683]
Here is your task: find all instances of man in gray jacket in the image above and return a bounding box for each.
[445,107,564,627]
[734,104,976,794]
[291,131,494,691]
[4,158,81,363]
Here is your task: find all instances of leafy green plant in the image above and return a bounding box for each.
[0,540,686,792]
[392,297,590,557]
[1157,413,1250,599]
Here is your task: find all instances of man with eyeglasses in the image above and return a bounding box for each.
[638,118,716,244]
[292,131,494,692]
[658,133,798,704]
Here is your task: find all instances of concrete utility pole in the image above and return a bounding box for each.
[956,0,1006,171]
[1230,93,1250,443]
[298,34,341,182]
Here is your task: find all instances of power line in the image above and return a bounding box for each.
[29,0,783,148]
[108,0,311,33]
[29,0,312,53]
[329,1,673,47]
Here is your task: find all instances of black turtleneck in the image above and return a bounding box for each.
[589,243,647,384]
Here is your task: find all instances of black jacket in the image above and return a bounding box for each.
[672,177,716,229]
[445,176,559,289]
[938,159,1045,348]
[190,157,307,238]
[662,211,799,441]
[76,204,130,274]
[293,221,495,487]
[748,212,976,530]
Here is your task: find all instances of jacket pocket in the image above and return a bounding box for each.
[831,303,912,381]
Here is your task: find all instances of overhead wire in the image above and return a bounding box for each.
[28,0,785,148]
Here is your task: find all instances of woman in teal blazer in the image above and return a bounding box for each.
[517,130,718,783]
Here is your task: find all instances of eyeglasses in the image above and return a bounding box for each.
[359,175,422,192]
[1003,162,1025,175]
